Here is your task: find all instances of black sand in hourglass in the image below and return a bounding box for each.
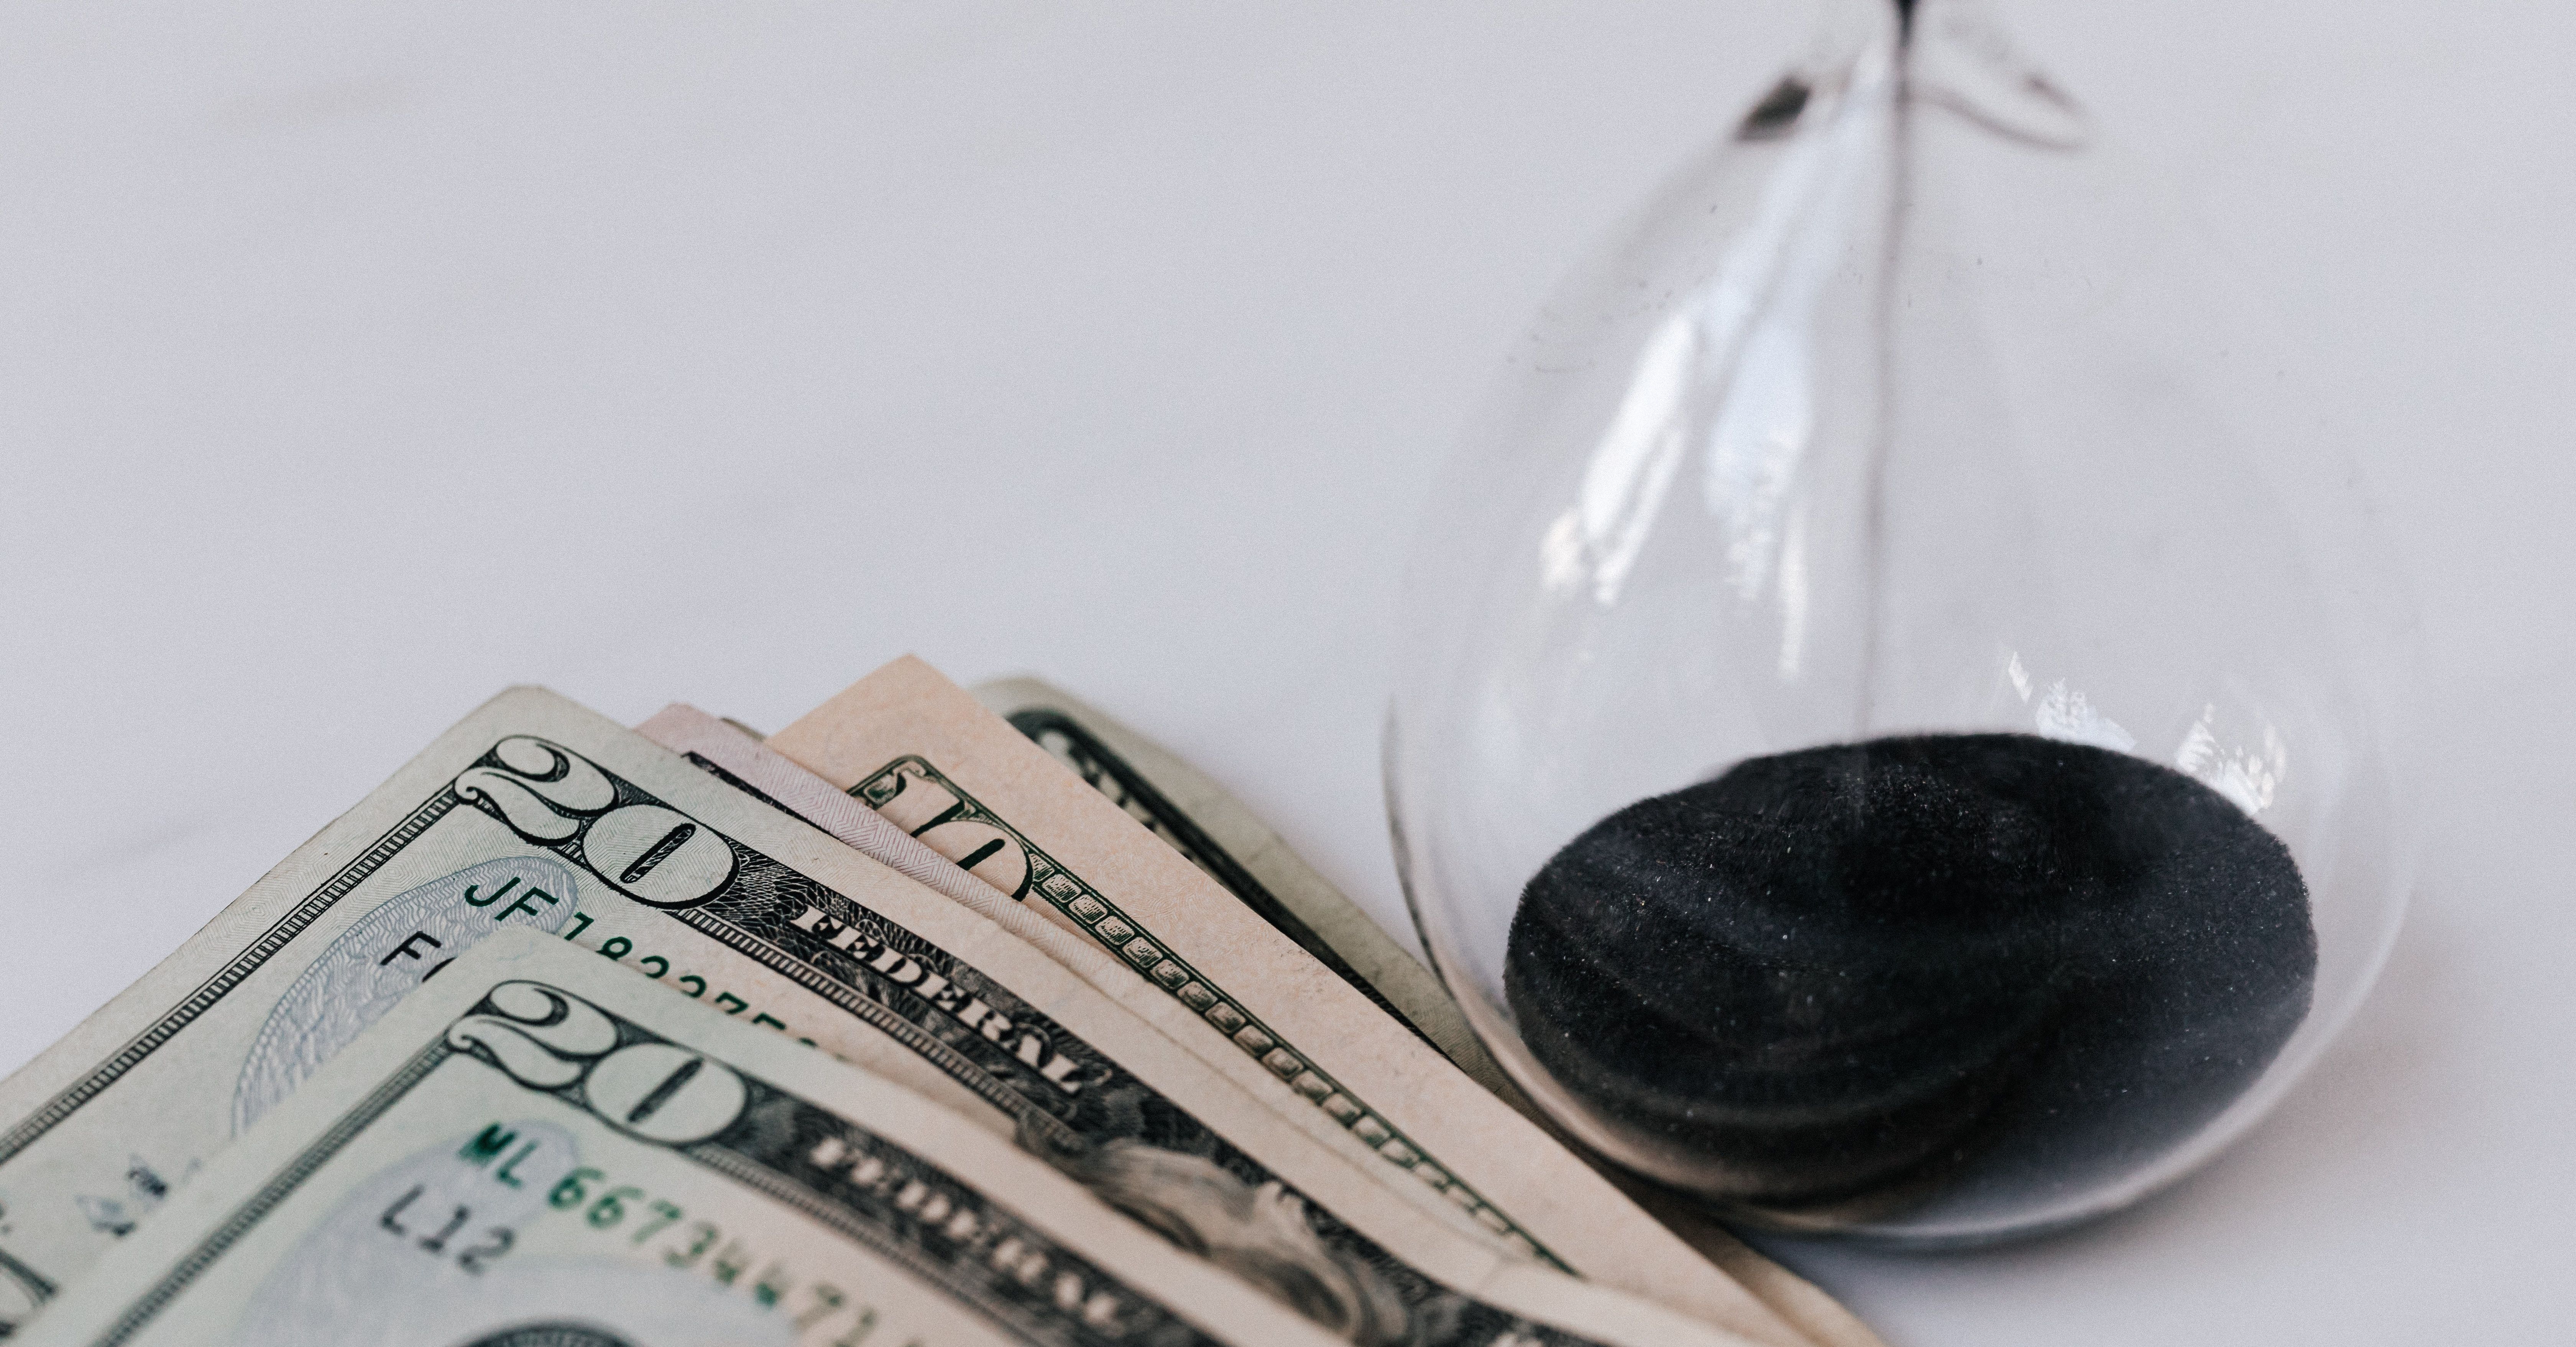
[1504,733,2315,1219]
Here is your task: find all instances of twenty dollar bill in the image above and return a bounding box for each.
[16,929,1356,1347]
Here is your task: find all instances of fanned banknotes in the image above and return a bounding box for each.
[0,689,1778,1347]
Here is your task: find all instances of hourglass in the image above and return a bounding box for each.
[1385,0,2418,1243]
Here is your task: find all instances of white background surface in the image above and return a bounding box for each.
[4,3,2570,1342]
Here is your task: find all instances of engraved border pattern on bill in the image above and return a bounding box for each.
[0,792,467,1174]
[850,754,1561,1268]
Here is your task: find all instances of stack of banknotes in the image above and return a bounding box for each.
[0,656,1884,1347]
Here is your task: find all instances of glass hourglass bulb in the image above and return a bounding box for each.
[1386,0,2418,1243]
